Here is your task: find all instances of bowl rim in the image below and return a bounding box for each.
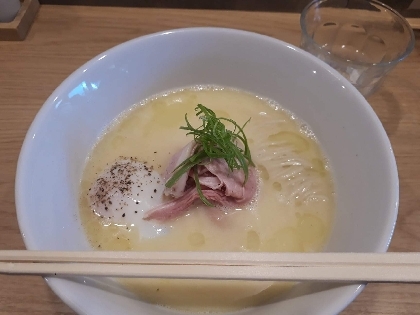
[15,26,399,315]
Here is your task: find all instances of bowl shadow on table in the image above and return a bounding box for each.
[56,275,358,312]
[369,66,420,138]
[367,87,402,137]
[390,177,420,252]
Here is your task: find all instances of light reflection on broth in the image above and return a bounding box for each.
[79,86,335,312]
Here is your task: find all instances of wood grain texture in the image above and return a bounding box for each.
[0,5,419,315]
[35,0,414,14]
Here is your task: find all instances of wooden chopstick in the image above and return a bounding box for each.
[1,251,420,283]
[2,251,420,266]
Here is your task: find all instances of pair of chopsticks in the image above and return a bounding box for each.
[1,251,420,283]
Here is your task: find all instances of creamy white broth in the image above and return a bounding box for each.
[79,86,335,312]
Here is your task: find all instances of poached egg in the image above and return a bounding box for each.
[88,157,168,239]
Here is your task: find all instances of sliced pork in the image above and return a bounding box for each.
[143,187,234,221]
[163,141,197,198]
[144,145,258,222]
[204,158,257,202]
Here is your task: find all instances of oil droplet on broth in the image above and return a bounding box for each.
[311,158,326,176]
[272,181,282,191]
[268,131,310,153]
[246,230,260,251]
[78,86,335,312]
[262,227,304,252]
[257,164,269,181]
[188,232,206,247]
[214,109,231,119]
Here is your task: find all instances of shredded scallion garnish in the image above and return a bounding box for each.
[165,104,254,205]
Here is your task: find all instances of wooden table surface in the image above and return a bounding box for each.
[0,5,419,315]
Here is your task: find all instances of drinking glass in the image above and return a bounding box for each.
[300,0,415,97]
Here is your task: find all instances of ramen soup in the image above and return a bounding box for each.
[79,86,335,312]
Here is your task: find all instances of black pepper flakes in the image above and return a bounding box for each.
[89,157,155,214]
[122,213,126,217]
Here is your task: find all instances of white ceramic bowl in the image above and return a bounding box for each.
[15,28,398,315]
